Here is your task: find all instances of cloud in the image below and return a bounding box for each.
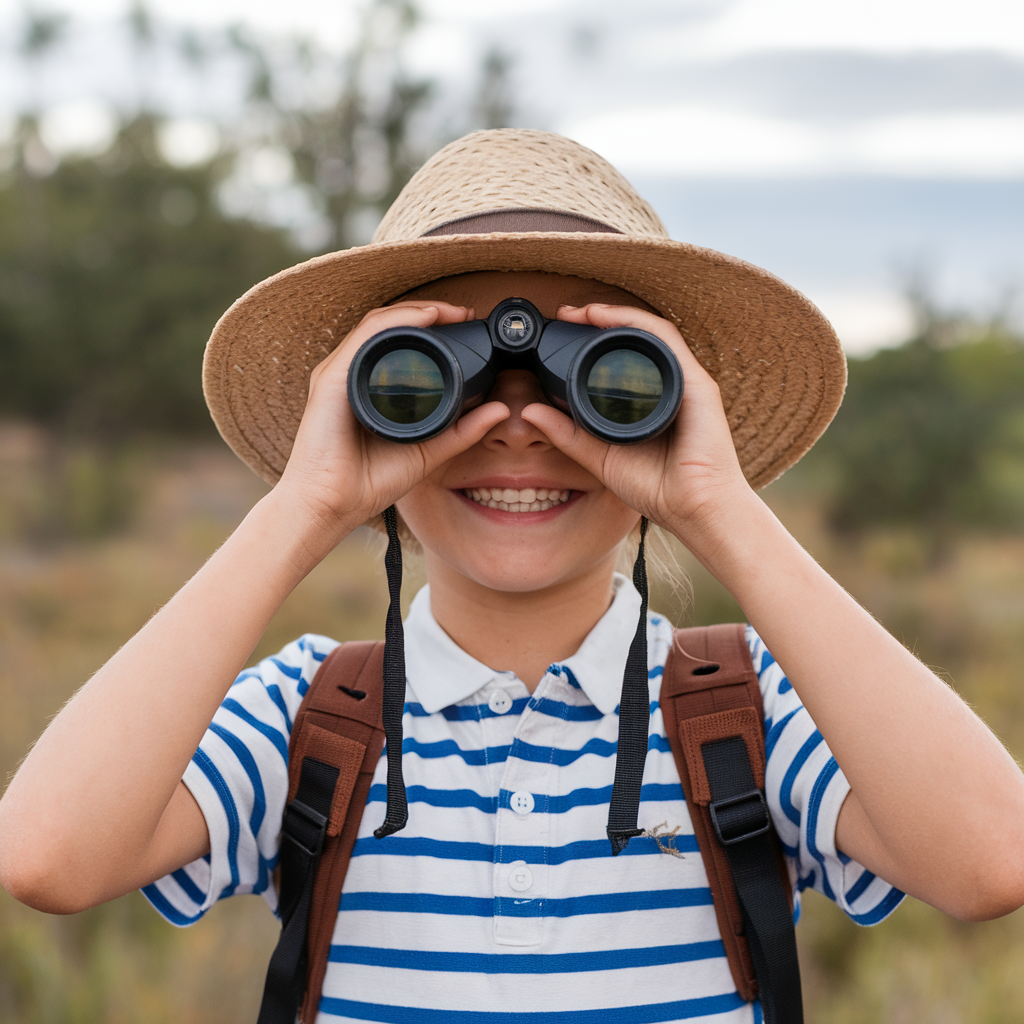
[565,108,1024,177]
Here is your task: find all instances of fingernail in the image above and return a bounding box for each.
[558,304,578,310]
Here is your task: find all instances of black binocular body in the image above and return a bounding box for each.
[347,298,684,445]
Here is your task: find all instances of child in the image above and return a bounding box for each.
[2,129,1024,1024]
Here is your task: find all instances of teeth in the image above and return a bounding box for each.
[464,487,572,512]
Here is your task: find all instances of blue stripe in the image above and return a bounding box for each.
[141,882,203,926]
[329,940,725,973]
[296,635,330,661]
[367,784,497,812]
[649,665,664,679]
[779,730,824,825]
[528,696,604,721]
[170,867,206,906]
[263,683,293,733]
[191,748,241,897]
[559,665,583,689]
[209,722,268,837]
[845,868,876,905]
[509,734,668,766]
[318,994,747,1022]
[848,884,905,925]
[402,739,511,765]
[269,656,302,680]
[804,755,839,900]
[221,698,289,763]
[497,782,684,814]
[208,721,273,895]
[338,887,714,918]
[763,708,800,763]
[405,699,531,720]
[352,834,699,863]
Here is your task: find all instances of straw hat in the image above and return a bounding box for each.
[203,128,846,490]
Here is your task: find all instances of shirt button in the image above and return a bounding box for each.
[488,689,513,715]
[510,791,535,815]
[508,861,533,892]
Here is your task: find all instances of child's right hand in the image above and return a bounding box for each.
[272,301,510,558]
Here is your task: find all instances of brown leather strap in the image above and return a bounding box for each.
[661,624,791,1003]
[286,641,387,1024]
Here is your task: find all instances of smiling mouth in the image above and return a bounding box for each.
[463,487,572,512]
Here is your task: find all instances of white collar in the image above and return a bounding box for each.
[403,573,643,716]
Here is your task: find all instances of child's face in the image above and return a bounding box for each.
[394,271,652,596]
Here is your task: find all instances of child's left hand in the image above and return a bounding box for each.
[520,303,754,550]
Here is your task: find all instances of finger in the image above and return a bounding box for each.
[519,402,613,483]
[415,401,511,473]
[569,303,716,387]
[311,301,471,396]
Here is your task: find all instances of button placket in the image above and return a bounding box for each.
[493,676,553,947]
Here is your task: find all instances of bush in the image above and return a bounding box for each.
[801,318,1024,536]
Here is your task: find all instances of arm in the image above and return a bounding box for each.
[0,301,508,915]
[525,302,1024,922]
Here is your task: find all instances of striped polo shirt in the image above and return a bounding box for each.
[145,574,903,1022]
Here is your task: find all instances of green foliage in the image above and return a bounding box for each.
[801,318,1024,535]
[0,117,299,437]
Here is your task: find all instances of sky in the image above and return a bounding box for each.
[3,0,1023,352]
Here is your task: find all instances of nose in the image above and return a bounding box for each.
[482,370,553,452]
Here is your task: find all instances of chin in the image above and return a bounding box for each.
[424,538,617,596]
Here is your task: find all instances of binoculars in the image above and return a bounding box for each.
[347,298,683,445]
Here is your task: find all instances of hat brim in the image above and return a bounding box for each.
[203,231,846,490]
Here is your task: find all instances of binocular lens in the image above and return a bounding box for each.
[585,349,664,425]
[368,349,445,424]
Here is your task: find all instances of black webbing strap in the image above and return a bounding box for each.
[256,756,340,1024]
[607,516,650,855]
[374,505,408,838]
[702,737,803,1024]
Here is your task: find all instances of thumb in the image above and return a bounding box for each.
[520,403,611,483]
[416,401,510,473]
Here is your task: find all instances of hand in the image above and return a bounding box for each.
[273,301,510,556]
[520,303,753,549]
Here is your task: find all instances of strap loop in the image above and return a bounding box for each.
[709,788,770,846]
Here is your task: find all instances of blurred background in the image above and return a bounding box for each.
[2,0,1024,1020]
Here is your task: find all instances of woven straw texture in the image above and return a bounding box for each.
[203,130,846,491]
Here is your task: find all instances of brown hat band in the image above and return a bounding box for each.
[422,208,623,236]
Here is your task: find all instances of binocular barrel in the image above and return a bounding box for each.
[347,298,684,445]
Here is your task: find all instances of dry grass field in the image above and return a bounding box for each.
[2,426,1024,1022]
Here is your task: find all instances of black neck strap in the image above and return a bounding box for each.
[374,505,409,838]
[607,516,650,854]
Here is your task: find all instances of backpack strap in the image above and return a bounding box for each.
[257,641,387,1024]
[662,624,802,1024]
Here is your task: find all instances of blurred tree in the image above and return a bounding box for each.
[800,312,1024,537]
[0,116,298,436]
[474,47,515,130]
[274,0,435,248]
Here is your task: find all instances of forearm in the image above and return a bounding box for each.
[677,490,1024,918]
[0,489,349,909]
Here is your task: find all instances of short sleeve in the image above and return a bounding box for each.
[141,634,339,927]
[748,626,905,926]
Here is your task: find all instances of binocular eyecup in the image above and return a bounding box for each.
[347,298,683,445]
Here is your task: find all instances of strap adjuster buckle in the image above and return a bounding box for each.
[709,788,770,846]
[282,799,329,857]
